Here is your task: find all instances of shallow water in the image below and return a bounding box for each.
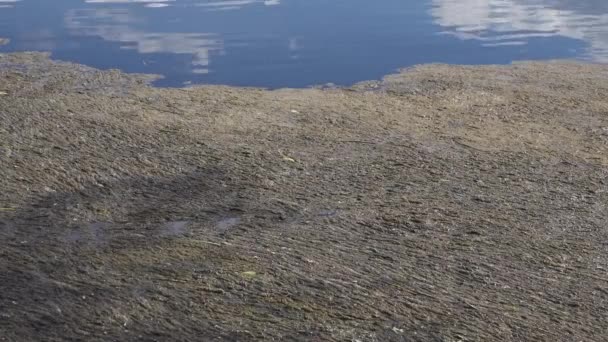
[1,0,608,87]
[161,220,190,236]
[216,217,240,232]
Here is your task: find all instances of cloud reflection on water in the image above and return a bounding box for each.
[63,0,281,75]
[4,0,608,87]
[82,0,279,10]
[0,0,19,9]
[431,0,608,61]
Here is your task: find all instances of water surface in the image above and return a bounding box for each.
[1,0,607,87]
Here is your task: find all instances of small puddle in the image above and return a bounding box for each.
[65,222,110,247]
[318,209,338,217]
[161,221,190,237]
[0,221,16,240]
[216,217,240,232]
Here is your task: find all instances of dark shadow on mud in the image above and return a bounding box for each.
[0,165,300,341]
[2,163,299,247]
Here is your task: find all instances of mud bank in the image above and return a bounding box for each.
[1,52,608,341]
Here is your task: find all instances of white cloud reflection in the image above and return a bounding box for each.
[64,8,224,74]
[81,0,279,10]
[195,0,279,11]
[0,0,20,9]
[63,0,281,74]
[85,0,174,9]
[431,0,608,62]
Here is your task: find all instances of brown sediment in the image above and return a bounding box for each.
[1,52,608,341]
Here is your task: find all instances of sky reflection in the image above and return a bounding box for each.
[431,0,608,62]
[0,0,607,87]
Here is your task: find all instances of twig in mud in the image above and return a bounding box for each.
[270,197,302,208]
[336,140,411,148]
[147,277,188,284]
[194,240,229,247]
[337,140,377,145]
[464,302,480,311]
[453,138,486,152]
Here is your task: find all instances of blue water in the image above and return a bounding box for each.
[1,0,607,87]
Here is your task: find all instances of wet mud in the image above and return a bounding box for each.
[1,53,608,341]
